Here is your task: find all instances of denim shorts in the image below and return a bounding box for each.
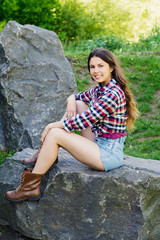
[95,136,126,172]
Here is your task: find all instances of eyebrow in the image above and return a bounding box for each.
[89,62,104,66]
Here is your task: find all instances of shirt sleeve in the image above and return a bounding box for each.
[63,91,119,132]
[74,88,93,105]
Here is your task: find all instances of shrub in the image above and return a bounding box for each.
[129,25,160,52]
[76,35,129,52]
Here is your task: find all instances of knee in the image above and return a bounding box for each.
[46,128,65,141]
[76,100,88,114]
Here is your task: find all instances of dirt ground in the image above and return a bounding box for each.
[0,225,32,240]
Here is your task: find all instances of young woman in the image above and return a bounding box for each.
[5,48,139,202]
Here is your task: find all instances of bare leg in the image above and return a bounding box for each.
[76,100,95,141]
[32,128,105,174]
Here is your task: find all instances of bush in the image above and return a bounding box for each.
[76,35,129,52]
[63,24,160,54]
[129,25,160,52]
[0,0,62,32]
[56,0,105,41]
[0,0,133,41]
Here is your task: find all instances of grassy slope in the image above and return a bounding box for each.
[66,51,160,160]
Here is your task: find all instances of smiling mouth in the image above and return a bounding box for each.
[94,75,102,79]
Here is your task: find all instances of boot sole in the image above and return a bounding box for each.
[4,194,41,203]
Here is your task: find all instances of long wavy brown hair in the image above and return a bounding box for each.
[88,48,139,131]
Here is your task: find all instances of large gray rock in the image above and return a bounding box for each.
[0,115,5,150]
[0,21,76,151]
[0,150,160,240]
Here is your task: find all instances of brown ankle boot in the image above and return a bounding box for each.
[4,169,43,202]
[22,142,58,166]
[22,142,43,166]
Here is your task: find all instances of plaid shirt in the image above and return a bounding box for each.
[63,79,127,136]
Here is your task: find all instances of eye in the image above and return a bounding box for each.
[99,64,103,67]
[90,65,95,69]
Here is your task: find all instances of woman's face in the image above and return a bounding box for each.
[89,56,113,87]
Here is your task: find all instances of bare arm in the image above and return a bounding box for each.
[65,94,77,118]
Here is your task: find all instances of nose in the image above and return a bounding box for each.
[94,66,99,73]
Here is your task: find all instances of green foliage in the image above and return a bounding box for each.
[128,25,160,52]
[0,20,6,31]
[0,0,62,31]
[57,0,133,41]
[87,0,132,38]
[0,0,160,42]
[1,0,128,41]
[75,76,89,92]
[68,54,90,92]
[55,0,104,41]
[76,35,129,52]
[63,24,160,54]
[0,150,16,165]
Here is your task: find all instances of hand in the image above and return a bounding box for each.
[41,121,63,143]
[41,126,50,143]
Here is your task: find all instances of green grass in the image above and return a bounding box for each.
[0,150,16,165]
[68,54,91,92]
[66,51,160,161]
[119,54,160,160]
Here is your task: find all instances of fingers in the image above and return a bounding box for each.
[66,110,77,118]
[41,128,48,143]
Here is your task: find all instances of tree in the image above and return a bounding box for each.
[0,0,62,31]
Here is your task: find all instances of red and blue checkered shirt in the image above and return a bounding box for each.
[63,79,127,137]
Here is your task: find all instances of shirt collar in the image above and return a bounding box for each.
[97,79,116,91]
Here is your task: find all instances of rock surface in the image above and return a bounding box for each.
[0,224,32,240]
[0,21,76,151]
[0,115,5,151]
[0,149,160,240]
